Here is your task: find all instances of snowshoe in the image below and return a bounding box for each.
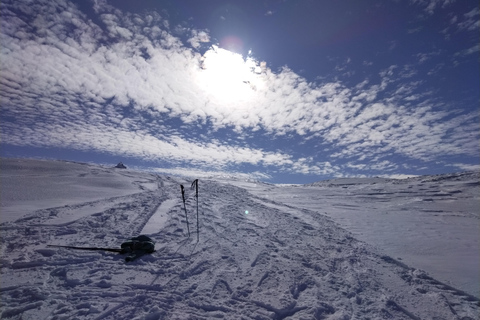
[120,235,155,262]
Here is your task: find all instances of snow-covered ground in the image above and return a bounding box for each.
[0,158,478,319]
[236,174,480,299]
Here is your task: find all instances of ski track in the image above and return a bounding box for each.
[1,163,479,319]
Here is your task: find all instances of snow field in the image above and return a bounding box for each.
[0,158,479,319]
[242,173,480,298]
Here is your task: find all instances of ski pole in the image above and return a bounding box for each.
[180,184,190,237]
[47,245,123,253]
[191,179,199,242]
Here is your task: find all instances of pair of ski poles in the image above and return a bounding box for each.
[180,179,199,242]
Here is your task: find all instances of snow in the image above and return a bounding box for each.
[237,175,480,299]
[0,159,158,223]
[141,199,179,235]
[1,158,479,319]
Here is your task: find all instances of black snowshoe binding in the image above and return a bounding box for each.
[120,235,156,262]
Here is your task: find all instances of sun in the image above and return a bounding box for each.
[196,46,265,104]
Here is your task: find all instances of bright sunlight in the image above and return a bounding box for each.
[196,46,265,104]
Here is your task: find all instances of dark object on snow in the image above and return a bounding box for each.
[48,235,155,262]
[115,162,127,169]
[191,179,199,242]
[121,235,155,262]
[180,185,191,237]
[46,245,123,253]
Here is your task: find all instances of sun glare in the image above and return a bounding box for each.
[197,46,265,104]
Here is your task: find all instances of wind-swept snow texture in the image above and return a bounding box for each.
[0,158,478,319]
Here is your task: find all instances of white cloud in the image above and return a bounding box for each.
[440,5,479,40]
[151,167,272,182]
[0,120,295,170]
[187,30,210,48]
[450,163,480,172]
[0,0,478,179]
[455,44,480,57]
[456,7,480,31]
[415,51,440,64]
[410,0,456,15]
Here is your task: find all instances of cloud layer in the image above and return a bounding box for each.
[1,0,478,181]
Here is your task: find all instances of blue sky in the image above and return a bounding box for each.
[1,0,479,183]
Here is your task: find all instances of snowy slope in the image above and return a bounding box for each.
[0,158,478,319]
[1,159,159,223]
[239,173,480,299]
